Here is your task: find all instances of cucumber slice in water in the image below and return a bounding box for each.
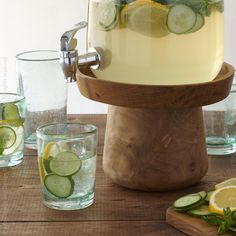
[44,174,74,198]
[2,125,23,155]
[43,156,53,173]
[2,103,20,120]
[49,151,81,177]
[187,13,204,33]
[0,126,16,149]
[167,4,197,34]
[97,0,119,30]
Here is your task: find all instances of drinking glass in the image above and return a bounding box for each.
[203,83,236,155]
[16,50,67,149]
[36,122,97,210]
[0,93,25,167]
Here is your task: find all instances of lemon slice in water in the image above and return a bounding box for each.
[121,0,169,37]
[43,142,60,159]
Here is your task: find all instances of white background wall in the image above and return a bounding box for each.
[0,0,235,114]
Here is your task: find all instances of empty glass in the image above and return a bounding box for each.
[16,50,67,149]
[203,82,236,155]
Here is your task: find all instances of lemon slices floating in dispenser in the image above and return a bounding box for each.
[121,0,169,37]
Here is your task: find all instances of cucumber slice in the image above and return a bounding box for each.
[2,103,20,120]
[44,174,74,198]
[167,4,197,34]
[0,126,16,149]
[97,0,119,30]
[2,125,24,155]
[43,156,53,173]
[187,13,204,33]
[187,205,211,217]
[49,151,81,177]
[197,191,207,201]
[174,193,202,209]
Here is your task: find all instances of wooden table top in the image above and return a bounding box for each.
[1,114,236,236]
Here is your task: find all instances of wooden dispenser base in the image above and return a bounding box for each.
[77,63,234,191]
[103,106,207,191]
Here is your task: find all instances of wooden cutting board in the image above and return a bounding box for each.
[166,207,231,236]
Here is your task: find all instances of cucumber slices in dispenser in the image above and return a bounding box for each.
[167,4,195,34]
[97,0,120,30]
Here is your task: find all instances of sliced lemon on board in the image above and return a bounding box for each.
[215,177,236,190]
[209,186,236,215]
[121,0,169,37]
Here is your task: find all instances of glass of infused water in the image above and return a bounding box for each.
[0,93,25,167]
[36,123,97,210]
[88,0,224,85]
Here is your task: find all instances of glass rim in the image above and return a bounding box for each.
[36,122,97,138]
[0,93,25,104]
[16,50,59,62]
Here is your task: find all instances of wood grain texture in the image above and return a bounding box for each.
[77,63,234,109]
[2,115,236,235]
[103,106,208,191]
[0,221,183,236]
[166,207,231,236]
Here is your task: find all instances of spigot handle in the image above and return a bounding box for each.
[60,21,101,83]
[60,21,87,51]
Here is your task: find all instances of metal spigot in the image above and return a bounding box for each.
[60,21,101,82]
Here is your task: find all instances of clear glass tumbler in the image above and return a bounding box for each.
[16,50,67,149]
[36,122,97,210]
[203,82,236,155]
[0,93,25,167]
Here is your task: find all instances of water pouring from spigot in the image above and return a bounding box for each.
[60,22,101,83]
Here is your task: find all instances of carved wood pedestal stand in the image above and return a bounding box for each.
[77,63,234,191]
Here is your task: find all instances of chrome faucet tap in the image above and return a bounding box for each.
[60,22,101,82]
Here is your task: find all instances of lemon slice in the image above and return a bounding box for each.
[43,142,61,159]
[121,0,169,37]
[215,178,236,189]
[209,186,236,214]
[38,157,46,182]
[42,141,69,159]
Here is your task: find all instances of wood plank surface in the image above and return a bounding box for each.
[0,221,183,236]
[1,114,236,235]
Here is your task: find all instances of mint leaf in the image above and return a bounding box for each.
[218,221,227,235]
[214,1,224,13]
[203,214,224,225]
